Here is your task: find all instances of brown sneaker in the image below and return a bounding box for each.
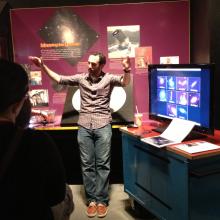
[86,202,97,217]
[97,203,108,218]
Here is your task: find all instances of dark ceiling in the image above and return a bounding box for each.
[1,0,181,8]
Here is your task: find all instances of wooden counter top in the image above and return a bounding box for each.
[120,125,220,160]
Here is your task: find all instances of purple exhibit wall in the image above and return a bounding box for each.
[10,1,189,125]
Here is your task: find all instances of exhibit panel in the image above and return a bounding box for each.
[10,1,189,127]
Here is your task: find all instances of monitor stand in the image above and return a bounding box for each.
[184,131,207,141]
[152,125,167,134]
[152,126,207,141]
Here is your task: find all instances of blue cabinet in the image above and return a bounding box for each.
[121,132,220,220]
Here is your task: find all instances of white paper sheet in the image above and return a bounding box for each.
[160,118,196,142]
[141,118,196,148]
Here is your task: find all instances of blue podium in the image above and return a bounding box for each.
[120,126,220,220]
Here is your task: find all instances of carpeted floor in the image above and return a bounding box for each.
[69,184,158,220]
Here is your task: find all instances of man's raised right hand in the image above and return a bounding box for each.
[28,56,43,68]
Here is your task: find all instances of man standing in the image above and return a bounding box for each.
[29,52,131,218]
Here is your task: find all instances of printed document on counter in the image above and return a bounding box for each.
[141,118,196,148]
[175,141,220,153]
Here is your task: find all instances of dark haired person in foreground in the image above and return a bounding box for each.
[0,59,72,220]
[29,52,131,218]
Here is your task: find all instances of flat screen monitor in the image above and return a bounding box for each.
[148,64,215,137]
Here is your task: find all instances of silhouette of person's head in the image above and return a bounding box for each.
[0,59,30,126]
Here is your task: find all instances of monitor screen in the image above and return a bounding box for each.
[148,64,215,135]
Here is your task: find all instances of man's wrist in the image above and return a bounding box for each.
[123,68,131,73]
[40,59,45,68]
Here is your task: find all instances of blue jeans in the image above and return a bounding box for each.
[77,124,112,205]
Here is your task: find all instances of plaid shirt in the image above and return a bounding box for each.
[60,72,123,129]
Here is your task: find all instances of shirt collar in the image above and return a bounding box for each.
[86,71,105,83]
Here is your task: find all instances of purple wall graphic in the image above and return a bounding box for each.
[10,1,189,126]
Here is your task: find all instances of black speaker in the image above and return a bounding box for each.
[0,1,10,31]
[0,1,11,59]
